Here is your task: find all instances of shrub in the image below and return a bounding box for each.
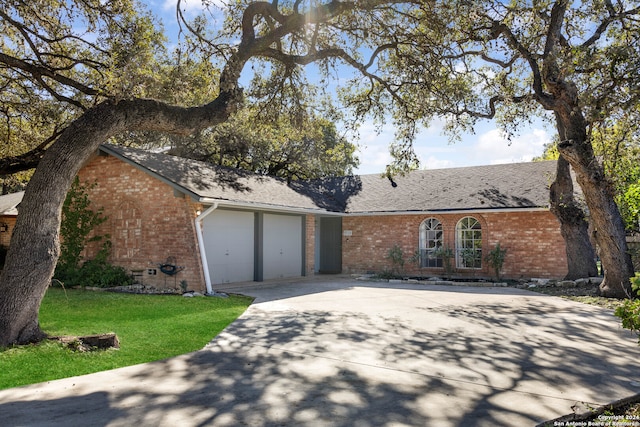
[377,270,401,280]
[386,244,405,275]
[485,243,508,281]
[55,177,108,280]
[615,273,640,343]
[433,246,455,279]
[77,242,133,288]
[54,241,133,288]
[53,178,132,289]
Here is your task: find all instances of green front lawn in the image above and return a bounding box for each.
[0,288,253,390]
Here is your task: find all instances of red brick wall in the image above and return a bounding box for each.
[341,211,568,280]
[76,152,567,285]
[78,154,206,291]
[0,216,16,247]
[305,214,316,277]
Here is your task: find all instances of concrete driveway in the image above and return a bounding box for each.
[2,278,640,426]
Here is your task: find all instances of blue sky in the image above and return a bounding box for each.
[148,0,552,175]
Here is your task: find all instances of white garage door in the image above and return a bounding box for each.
[263,214,302,280]
[202,210,254,284]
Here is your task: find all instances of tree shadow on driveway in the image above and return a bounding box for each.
[1,283,639,426]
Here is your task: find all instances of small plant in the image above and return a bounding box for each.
[460,248,480,269]
[377,270,400,280]
[485,243,508,281]
[385,244,405,276]
[615,273,640,344]
[409,249,422,267]
[433,246,455,279]
[180,280,188,293]
[55,241,133,288]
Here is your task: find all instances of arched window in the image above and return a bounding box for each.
[419,218,443,268]
[456,217,482,269]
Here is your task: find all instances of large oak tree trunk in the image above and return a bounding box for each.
[549,155,598,279]
[0,122,108,346]
[554,112,633,298]
[0,0,357,346]
[0,95,240,346]
[540,10,634,298]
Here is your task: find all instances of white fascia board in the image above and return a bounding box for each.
[197,197,342,216]
[340,207,551,216]
[197,198,549,217]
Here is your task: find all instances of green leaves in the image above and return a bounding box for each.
[485,243,507,281]
[171,104,359,181]
[56,177,109,281]
[614,273,640,343]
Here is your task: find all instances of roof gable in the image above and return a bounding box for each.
[101,145,324,212]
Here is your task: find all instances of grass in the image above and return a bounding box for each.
[562,295,628,310]
[0,288,253,390]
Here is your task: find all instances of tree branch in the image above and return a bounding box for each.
[0,52,101,98]
[0,129,62,175]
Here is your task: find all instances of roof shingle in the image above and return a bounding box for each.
[102,145,556,214]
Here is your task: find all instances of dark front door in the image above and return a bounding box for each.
[319,216,342,273]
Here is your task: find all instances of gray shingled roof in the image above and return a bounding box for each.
[102,145,557,214]
[102,145,324,212]
[297,161,557,213]
[0,191,24,216]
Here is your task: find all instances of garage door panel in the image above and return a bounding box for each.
[263,214,302,280]
[203,210,254,284]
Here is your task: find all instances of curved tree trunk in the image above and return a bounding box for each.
[0,109,114,346]
[538,2,634,298]
[553,113,633,298]
[0,94,241,346]
[0,0,358,346]
[549,155,598,279]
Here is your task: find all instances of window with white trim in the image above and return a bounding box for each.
[419,218,443,268]
[456,217,482,269]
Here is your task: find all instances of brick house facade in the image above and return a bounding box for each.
[0,145,571,291]
[77,152,319,290]
[78,154,207,289]
[341,211,567,279]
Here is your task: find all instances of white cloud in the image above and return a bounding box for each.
[421,117,446,135]
[421,156,455,170]
[352,119,551,174]
[474,127,550,165]
[355,141,392,175]
[353,122,394,174]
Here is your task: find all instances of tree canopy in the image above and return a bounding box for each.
[537,117,640,232]
[168,107,358,182]
[0,0,167,172]
[341,0,639,294]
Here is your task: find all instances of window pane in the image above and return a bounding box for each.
[455,217,482,269]
[419,218,443,268]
